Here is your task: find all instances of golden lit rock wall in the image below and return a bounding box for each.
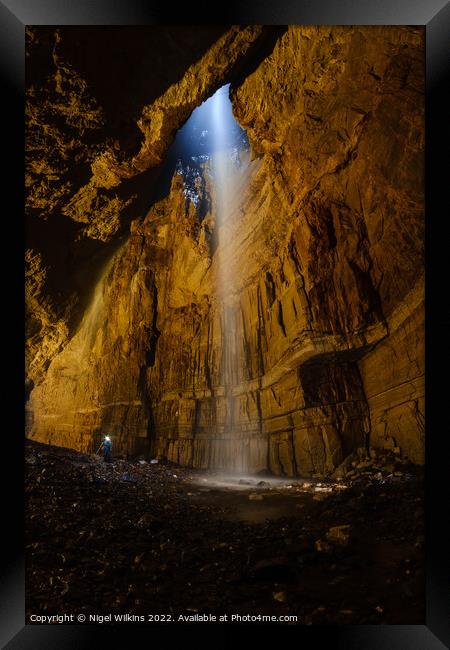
[25,25,264,390]
[229,26,425,466]
[27,26,424,473]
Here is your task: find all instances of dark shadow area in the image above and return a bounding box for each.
[25,210,129,341]
[27,26,231,159]
[24,439,425,625]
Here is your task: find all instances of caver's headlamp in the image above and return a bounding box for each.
[104,436,111,442]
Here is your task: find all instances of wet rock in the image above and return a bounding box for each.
[273,591,287,602]
[332,456,353,479]
[315,538,333,553]
[25,439,425,623]
[136,513,163,531]
[121,473,137,483]
[255,469,273,477]
[326,525,351,545]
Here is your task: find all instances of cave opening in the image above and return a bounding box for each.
[152,83,249,215]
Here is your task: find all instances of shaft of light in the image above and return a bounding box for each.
[209,85,243,454]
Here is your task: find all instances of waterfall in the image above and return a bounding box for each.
[162,83,258,472]
[209,85,248,471]
[75,250,119,363]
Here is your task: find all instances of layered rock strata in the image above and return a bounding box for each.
[27,26,425,474]
[25,25,268,391]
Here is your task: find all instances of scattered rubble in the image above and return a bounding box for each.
[331,447,416,484]
[326,525,351,545]
[26,440,424,624]
[273,591,287,602]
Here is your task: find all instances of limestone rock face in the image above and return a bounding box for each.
[25,25,266,390]
[27,26,424,474]
[231,26,425,466]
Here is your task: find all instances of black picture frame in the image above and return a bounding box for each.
[3,1,449,647]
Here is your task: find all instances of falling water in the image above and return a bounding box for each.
[211,87,236,418]
[158,84,257,472]
[209,85,248,470]
[72,244,124,365]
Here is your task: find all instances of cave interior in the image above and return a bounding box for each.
[25,25,425,623]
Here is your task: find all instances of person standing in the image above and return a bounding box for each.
[100,435,112,462]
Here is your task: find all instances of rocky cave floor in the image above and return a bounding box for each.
[26,439,424,625]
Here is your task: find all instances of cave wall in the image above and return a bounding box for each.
[26,26,424,475]
[25,25,266,392]
[358,284,425,463]
[228,25,425,469]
